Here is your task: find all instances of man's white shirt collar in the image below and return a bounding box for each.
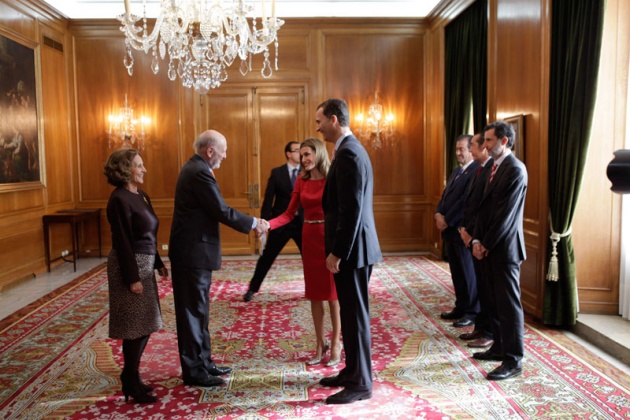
[494,148,512,168]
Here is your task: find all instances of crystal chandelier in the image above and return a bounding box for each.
[118,0,284,94]
[107,94,150,150]
[354,92,396,150]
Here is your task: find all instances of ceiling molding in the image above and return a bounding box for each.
[426,0,476,29]
[38,0,448,19]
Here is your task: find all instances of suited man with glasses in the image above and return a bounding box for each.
[244,141,303,302]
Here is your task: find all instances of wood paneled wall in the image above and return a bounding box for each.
[486,0,550,317]
[0,0,75,288]
[0,0,622,321]
[65,17,433,261]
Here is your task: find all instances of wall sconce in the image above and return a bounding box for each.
[107,94,149,150]
[354,91,397,150]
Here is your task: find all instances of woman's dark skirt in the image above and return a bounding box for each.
[107,250,162,340]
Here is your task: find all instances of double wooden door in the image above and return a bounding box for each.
[201,85,308,255]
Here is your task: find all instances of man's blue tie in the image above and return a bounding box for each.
[291,168,298,187]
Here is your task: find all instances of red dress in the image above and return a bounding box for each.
[269,177,337,301]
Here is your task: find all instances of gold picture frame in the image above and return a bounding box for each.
[0,30,45,192]
[504,114,525,163]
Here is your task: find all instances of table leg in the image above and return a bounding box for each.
[44,220,51,272]
[71,220,78,272]
[97,215,102,258]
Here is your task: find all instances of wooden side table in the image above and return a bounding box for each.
[43,209,102,272]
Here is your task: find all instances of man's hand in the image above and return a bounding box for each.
[459,227,472,247]
[157,267,169,278]
[326,253,341,274]
[472,242,488,260]
[254,218,270,236]
[435,213,448,231]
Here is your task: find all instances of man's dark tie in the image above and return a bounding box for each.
[474,166,482,181]
[291,168,298,187]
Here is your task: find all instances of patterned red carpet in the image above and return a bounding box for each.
[1,256,629,419]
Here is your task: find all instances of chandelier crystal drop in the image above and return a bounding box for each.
[118,0,284,93]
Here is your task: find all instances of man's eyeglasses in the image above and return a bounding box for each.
[290,149,300,153]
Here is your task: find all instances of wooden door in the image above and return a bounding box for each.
[202,85,307,255]
[255,86,306,254]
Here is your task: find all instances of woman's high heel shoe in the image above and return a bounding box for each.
[121,373,158,404]
[326,344,343,367]
[122,384,158,404]
[307,341,330,365]
[136,373,154,393]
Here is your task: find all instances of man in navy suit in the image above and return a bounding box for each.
[459,132,495,348]
[169,130,268,387]
[244,141,303,302]
[317,98,382,405]
[471,121,528,381]
[436,135,481,327]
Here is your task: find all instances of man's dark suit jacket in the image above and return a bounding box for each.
[323,133,381,392]
[323,135,382,268]
[472,152,527,368]
[261,165,303,221]
[473,153,527,262]
[169,154,254,270]
[461,158,494,235]
[437,161,480,235]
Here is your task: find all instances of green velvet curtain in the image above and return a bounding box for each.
[444,0,487,174]
[543,0,605,326]
[469,0,487,136]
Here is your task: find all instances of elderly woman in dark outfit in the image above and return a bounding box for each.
[104,148,168,404]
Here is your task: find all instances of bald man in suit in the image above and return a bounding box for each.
[169,130,268,387]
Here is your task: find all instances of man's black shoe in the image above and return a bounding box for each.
[326,389,372,404]
[243,291,254,302]
[440,310,463,320]
[208,366,232,376]
[459,330,484,340]
[472,350,503,361]
[453,318,475,328]
[487,365,522,380]
[184,375,225,387]
[319,375,344,387]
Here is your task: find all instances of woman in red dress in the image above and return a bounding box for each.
[268,138,342,366]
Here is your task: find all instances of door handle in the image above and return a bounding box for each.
[244,184,253,208]
[254,184,260,208]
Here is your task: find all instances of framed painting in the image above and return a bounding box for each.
[504,114,525,163]
[0,31,45,192]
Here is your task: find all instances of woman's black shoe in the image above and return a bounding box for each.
[122,384,158,403]
[121,372,158,404]
[136,374,154,393]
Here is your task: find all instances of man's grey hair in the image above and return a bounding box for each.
[193,130,224,152]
